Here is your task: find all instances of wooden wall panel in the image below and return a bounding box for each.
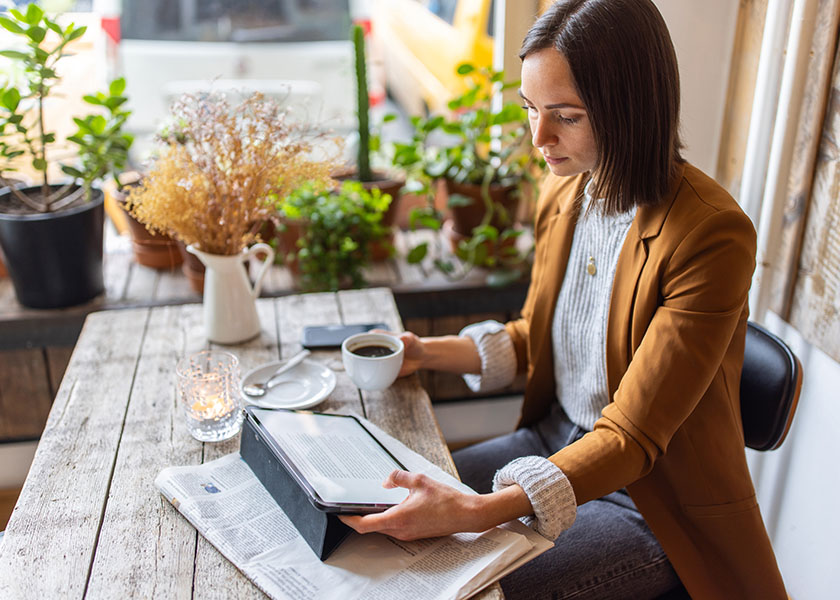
[770,1,840,316]
[788,41,840,363]
[716,0,769,196]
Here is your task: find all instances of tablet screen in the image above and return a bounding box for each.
[250,408,409,507]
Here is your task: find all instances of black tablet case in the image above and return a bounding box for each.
[239,411,352,561]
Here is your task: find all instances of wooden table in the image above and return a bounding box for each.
[0,225,528,445]
[0,288,502,599]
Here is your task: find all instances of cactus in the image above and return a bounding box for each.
[352,23,373,182]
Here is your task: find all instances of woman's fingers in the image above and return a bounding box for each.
[340,470,423,533]
[398,332,425,377]
[337,471,484,541]
[384,469,423,489]
[339,510,397,534]
[365,331,424,377]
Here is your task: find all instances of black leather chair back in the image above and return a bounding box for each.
[740,322,803,451]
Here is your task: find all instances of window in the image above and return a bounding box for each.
[120,0,350,43]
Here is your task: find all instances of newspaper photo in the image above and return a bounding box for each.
[155,417,553,600]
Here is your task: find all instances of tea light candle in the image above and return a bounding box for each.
[191,392,225,420]
[176,351,244,442]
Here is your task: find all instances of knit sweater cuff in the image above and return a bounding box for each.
[459,320,517,393]
[492,456,577,540]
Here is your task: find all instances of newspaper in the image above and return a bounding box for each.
[155,417,553,600]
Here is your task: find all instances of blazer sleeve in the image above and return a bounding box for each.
[547,205,757,505]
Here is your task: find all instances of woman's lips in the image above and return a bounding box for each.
[544,156,568,166]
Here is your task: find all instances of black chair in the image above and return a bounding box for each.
[740,321,803,451]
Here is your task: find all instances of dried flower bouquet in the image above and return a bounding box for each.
[128,91,337,256]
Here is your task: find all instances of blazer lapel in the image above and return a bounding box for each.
[606,221,648,397]
[605,164,686,397]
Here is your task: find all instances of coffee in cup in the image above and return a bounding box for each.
[341,332,404,391]
[350,344,395,358]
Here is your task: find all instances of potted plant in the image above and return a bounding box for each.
[393,63,543,286]
[69,79,182,271]
[126,90,336,343]
[0,4,117,308]
[112,171,184,270]
[330,23,404,259]
[64,79,183,271]
[276,180,392,292]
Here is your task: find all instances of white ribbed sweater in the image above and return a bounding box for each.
[460,187,636,539]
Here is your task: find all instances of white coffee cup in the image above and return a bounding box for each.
[341,332,405,391]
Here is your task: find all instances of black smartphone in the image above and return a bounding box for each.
[301,323,388,349]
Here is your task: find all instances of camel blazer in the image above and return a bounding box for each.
[505,163,786,598]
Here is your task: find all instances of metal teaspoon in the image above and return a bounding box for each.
[242,349,311,397]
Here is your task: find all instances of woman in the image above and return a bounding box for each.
[342,1,786,597]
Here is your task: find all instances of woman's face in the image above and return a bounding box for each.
[520,48,598,178]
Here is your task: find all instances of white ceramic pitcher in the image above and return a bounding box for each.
[187,243,275,344]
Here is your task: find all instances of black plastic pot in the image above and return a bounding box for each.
[0,186,105,309]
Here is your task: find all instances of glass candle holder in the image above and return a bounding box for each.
[176,350,244,442]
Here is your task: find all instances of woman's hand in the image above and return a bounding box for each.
[368,330,427,377]
[339,470,484,540]
[371,331,481,378]
[338,470,533,541]
[398,332,427,377]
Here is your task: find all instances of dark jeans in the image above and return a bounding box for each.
[452,405,683,600]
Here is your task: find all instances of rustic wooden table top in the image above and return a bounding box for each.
[0,287,502,599]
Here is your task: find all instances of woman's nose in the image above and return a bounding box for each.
[531,115,556,149]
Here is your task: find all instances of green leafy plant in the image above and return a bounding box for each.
[0,3,89,212]
[63,77,134,198]
[277,180,393,292]
[393,63,543,286]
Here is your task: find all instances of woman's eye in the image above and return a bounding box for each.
[556,114,579,125]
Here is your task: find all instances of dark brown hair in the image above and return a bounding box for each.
[521,0,683,213]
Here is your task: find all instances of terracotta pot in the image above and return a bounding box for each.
[177,242,206,294]
[398,180,449,231]
[443,179,520,238]
[369,237,394,261]
[113,188,183,270]
[269,219,302,275]
[332,168,404,261]
[332,168,405,221]
[442,218,521,265]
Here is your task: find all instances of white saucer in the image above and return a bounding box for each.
[240,359,336,410]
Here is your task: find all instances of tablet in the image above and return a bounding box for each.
[245,407,409,513]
